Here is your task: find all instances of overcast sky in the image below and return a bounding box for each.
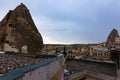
[0,0,120,44]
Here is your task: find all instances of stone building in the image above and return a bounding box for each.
[0,3,43,53]
[90,46,110,60]
[115,36,120,50]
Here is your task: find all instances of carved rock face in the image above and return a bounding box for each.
[0,3,43,53]
[106,28,119,47]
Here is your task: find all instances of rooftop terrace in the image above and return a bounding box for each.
[0,52,64,80]
[0,52,52,75]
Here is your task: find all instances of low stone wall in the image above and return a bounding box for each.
[65,71,116,80]
[0,54,65,80]
[22,55,65,80]
[66,59,117,77]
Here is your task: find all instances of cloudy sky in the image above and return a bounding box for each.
[0,0,120,44]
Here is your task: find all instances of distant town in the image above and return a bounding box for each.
[43,28,120,61]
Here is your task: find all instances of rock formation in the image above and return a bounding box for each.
[0,3,43,53]
[106,28,119,47]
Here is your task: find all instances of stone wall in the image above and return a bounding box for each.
[0,54,65,80]
[65,71,116,80]
[21,55,65,80]
[66,59,117,77]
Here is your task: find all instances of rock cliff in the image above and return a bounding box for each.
[0,3,43,53]
[106,28,119,47]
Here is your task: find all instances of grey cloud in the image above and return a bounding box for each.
[1,0,120,44]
